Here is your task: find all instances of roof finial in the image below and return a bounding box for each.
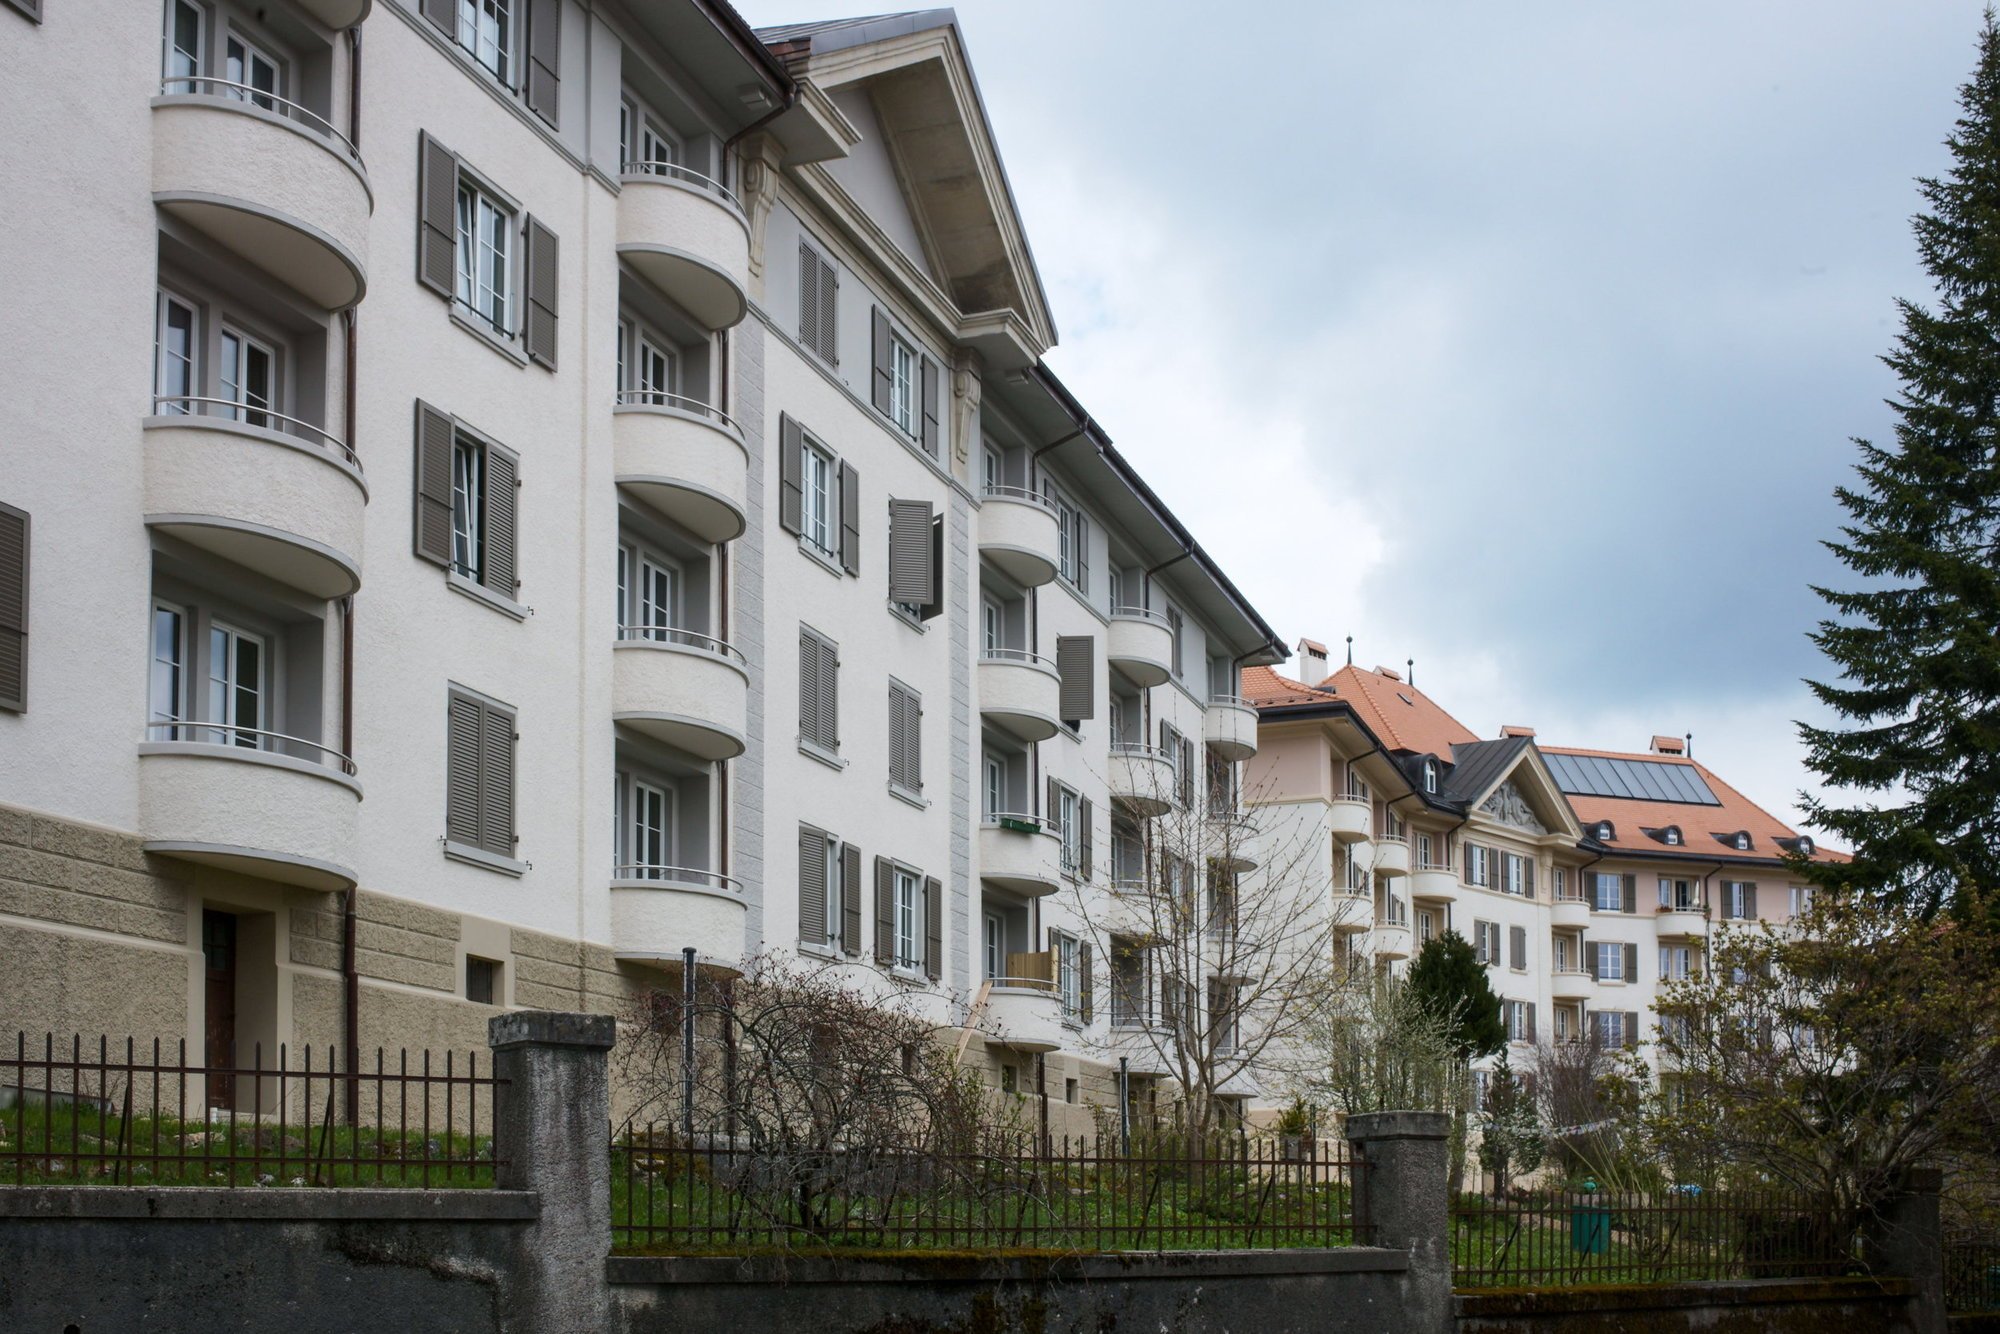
[1407,657,1415,687]
[1685,732,1693,759]
[1345,635,1353,666]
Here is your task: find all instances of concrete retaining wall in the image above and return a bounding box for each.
[1457,1276,1923,1333]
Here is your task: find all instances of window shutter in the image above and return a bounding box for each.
[1625,942,1640,982]
[481,441,519,595]
[1624,1012,1640,1048]
[1622,874,1637,915]
[841,843,862,957]
[870,307,893,415]
[923,876,942,980]
[798,826,826,946]
[478,700,515,855]
[820,635,839,750]
[1078,797,1093,879]
[919,515,945,622]
[446,693,482,846]
[523,216,558,369]
[889,683,919,792]
[838,461,860,576]
[1056,635,1094,722]
[888,499,935,605]
[798,628,821,748]
[920,355,940,457]
[1510,925,1526,970]
[421,0,454,32]
[1472,921,1487,965]
[413,401,455,567]
[1046,775,1058,826]
[818,257,838,366]
[874,857,894,966]
[416,132,458,300]
[778,415,804,536]
[1524,860,1536,898]
[524,0,561,127]
[1746,882,1759,918]
[1079,940,1094,1023]
[798,244,818,355]
[1075,512,1091,594]
[1585,936,1598,980]
[0,503,25,713]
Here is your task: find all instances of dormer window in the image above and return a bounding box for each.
[1595,821,1615,842]
[1797,836,1813,857]
[1663,827,1681,846]
[1735,832,1751,851]
[1422,758,1438,794]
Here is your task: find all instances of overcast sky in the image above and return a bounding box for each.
[745,0,1984,833]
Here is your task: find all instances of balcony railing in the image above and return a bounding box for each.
[612,865,742,894]
[152,395,360,469]
[981,484,1058,512]
[980,646,1055,669]
[144,721,356,776]
[159,76,362,165]
[613,625,745,664]
[1108,605,1170,626]
[618,159,740,211]
[612,389,743,436]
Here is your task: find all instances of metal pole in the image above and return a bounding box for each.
[681,946,697,1141]
[1118,1057,1130,1155]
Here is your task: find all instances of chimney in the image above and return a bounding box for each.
[1650,735,1685,756]
[1374,665,1402,683]
[1501,725,1535,739]
[1295,637,1329,684]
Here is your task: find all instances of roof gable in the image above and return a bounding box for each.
[1319,665,1480,756]
[1448,739,1583,840]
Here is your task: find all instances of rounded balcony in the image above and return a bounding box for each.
[1097,882,1156,939]
[612,629,749,761]
[978,819,1063,897]
[1104,1026,1174,1077]
[144,403,366,598]
[1551,969,1593,1002]
[609,866,747,974]
[1373,840,1411,878]
[1331,890,1373,933]
[978,650,1061,743]
[1212,815,1259,873]
[299,0,372,26]
[137,725,360,892]
[1204,695,1259,761]
[981,982,1066,1054]
[152,82,371,311]
[612,395,749,544]
[977,487,1060,587]
[1656,908,1709,940]
[1109,744,1175,818]
[1552,898,1592,930]
[1328,798,1372,844]
[616,164,750,331]
[1106,609,1174,688]
[1410,867,1457,904]
[1372,921,1413,961]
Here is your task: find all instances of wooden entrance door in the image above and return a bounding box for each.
[202,909,237,1110]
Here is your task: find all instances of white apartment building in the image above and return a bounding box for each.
[1244,648,1842,1097]
[0,1,1283,1124]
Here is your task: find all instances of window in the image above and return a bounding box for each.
[1658,878,1699,911]
[1417,908,1436,945]
[1555,1006,1573,1041]
[455,0,512,82]
[615,542,683,641]
[798,242,838,365]
[1722,880,1757,920]
[456,180,511,332]
[1554,935,1572,972]
[1662,826,1682,846]
[893,867,921,970]
[983,753,1006,821]
[888,680,922,797]
[796,826,854,953]
[798,626,839,756]
[616,318,678,407]
[225,31,280,108]
[163,1,202,90]
[450,435,486,581]
[1167,606,1184,680]
[1595,1011,1628,1048]
[149,603,185,728]
[218,326,274,428]
[1064,1078,1078,1105]
[801,437,836,559]
[984,912,1003,981]
[205,621,264,748]
[999,1064,1017,1094]
[1659,945,1694,981]
[466,956,500,1005]
[1595,941,1625,981]
[1592,872,1624,912]
[1466,844,1490,888]
[1734,831,1752,851]
[1053,783,1082,875]
[1503,854,1526,897]
[1047,484,1089,594]
[1416,832,1436,868]
[888,333,916,436]
[154,292,197,412]
[415,406,519,604]
[1471,919,1496,965]
[444,688,518,867]
[1790,885,1815,916]
[1056,933,1082,1021]
[1553,867,1570,899]
[1504,1000,1535,1043]
[1509,924,1527,970]
[618,776,675,878]
[619,97,679,171]
[1422,757,1439,794]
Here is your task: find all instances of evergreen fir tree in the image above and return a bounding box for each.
[1802,13,2000,915]
[1405,930,1505,1060]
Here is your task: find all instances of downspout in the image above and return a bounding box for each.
[345,27,361,148]
[338,15,360,1109]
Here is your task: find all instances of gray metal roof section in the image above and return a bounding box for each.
[1546,752,1721,805]
[1442,737,1533,808]
[757,11,949,48]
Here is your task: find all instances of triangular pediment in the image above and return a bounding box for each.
[1458,744,1583,840]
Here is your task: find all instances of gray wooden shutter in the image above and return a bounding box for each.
[1079,940,1094,1023]
[838,460,860,576]
[920,355,940,457]
[798,244,818,354]
[479,700,515,855]
[1524,860,1536,898]
[413,401,455,567]
[820,635,839,750]
[798,826,826,946]
[0,502,28,713]
[870,307,892,415]
[1074,511,1090,594]
[1510,925,1526,970]
[1078,797,1093,879]
[888,683,919,792]
[1625,942,1640,982]
[778,415,804,536]
[888,499,935,605]
[1471,921,1487,965]
[1526,1004,1537,1043]
[482,442,519,595]
[818,256,838,365]
[417,132,458,300]
[1584,936,1597,979]
[1746,882,1759,918]
[919,516,945,622]
[923,876,942,980]
[421,0,454,32]
[446,693,482,846]
[1046,775,1058,826]
[874,858,894,965]
[524,0,560,126]
[841,843,862,957]
[1624,1012,1640,1048]
[798,628,820,748]
[522,216,558,370]
[1622,874,1637,915]
[1056,635,1094,722]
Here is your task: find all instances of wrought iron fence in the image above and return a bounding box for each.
[1946,1232,2000,1312]
[612,1128,1366,1254]
[1451,1187,1859,1288]
[1,1033,504,1187]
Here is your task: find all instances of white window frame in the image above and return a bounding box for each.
[1423,758,1439,793]
[455,0,514,85]
[218,322,276,429]
[205,619,265,750]
[451,433,486,582]
[1503,854,1525,896]
[223,27,281,108]
[455,179,513,334]
[150,601,187,727]
[1790,885,1814,915]
[163,0,203,90]
[893,866,921,971]
[1592,872,1622,912]
[983,753,1006,821]
[1468,845,1489,887]
[619,775,677,880]
[823,834,843,950]
[801,436,836,559]
[983,911,1002,981]
[1597,941,1625,981]
[1054,782,1081,876]
[1055,932,1081,1021]
[155,290,198,413]
[888,332,917,437]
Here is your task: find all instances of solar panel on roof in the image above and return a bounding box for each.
[1545,753,1720,806]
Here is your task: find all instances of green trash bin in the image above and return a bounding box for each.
[1570,1204,1610,1254]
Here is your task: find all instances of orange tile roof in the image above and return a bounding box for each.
[1542,745,1847,865]
[1314,664,1482,757]
[1241,665,1335,708]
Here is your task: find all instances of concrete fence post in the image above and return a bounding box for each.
[1862,1167,1945,1334]
[1346,1110,1452,1334]
[490,1010,617,1334]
